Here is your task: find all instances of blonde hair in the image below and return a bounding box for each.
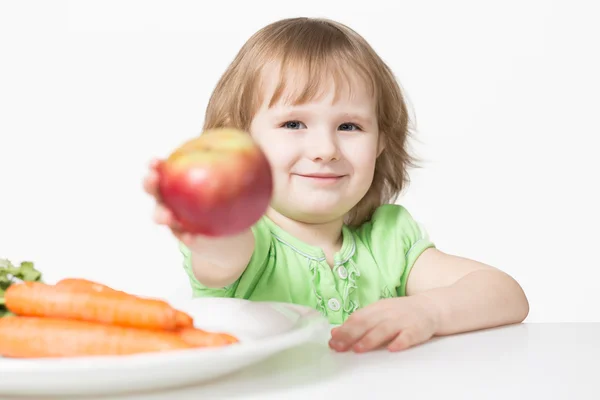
[203,17,416,226]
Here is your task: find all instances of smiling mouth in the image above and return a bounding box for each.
[294,173,346,182]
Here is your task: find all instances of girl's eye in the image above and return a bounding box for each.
[282,121,306,129]
[338,123,361,131]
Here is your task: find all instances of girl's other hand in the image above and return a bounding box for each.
[329,295,441,353]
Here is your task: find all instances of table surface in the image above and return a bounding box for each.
[11,323,600,400]
[8,323,600,400]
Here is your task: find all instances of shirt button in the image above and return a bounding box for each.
[327,298,341,311]
[337,266,348,279]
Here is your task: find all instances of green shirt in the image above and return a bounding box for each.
[179,204,435,325]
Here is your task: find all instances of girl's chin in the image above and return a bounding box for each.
[281,205,351,223]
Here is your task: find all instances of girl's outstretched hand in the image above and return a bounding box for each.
[143,158,196,247]
[328,295,441,353]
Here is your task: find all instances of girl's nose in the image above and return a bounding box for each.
[306,130,341,162]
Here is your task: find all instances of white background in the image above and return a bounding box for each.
[1,0,598,323]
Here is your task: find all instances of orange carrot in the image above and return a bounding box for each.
[56,278,124,295]
[175,310,194,328]
[5,281,182,331]
[55,278,194,328]
[177,327,239,348]
[0,316,191,358]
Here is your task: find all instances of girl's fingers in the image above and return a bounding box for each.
[143,158,163,197]
[351,320,401,353]
[329,308,387,352]
[149,158,161,169]
[387,327,428,352]
[153,204,173,226]
[177,232,194,247]
[146,157,193,244]
[143,172,159,197]
[155,206,189,243]
[170,227,196,249]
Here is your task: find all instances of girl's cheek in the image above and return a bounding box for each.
[266,152,295,173]
[251,133,279,164]
[260,137,299,168]
[352,147,378,168]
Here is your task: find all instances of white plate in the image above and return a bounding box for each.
[0,297,331,397]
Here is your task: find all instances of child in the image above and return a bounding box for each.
[144,17,529,353]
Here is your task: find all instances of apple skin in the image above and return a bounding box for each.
[156,128,273,237]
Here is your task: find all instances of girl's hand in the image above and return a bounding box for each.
[143,158,256,288]
[329,295,441,353]
[142,158,196,247]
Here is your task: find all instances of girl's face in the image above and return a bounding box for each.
[250,72,382,225]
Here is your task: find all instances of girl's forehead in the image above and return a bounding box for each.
[257,62,376,109]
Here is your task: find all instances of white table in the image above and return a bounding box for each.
[13,323,600,400]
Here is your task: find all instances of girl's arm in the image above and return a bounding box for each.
[329,247,529,353]
[406,248,530,335]
[185,229,255,289]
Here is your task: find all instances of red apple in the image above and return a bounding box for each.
[156,128,273,236]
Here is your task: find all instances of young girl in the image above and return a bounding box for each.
[144,17,529,353]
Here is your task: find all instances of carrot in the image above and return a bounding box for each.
[176,327,239,348]
[4,281,182,331]
[55,278,194,328]
[0,316,191,358]
[175,309,194,328]
[56,278,124,295]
